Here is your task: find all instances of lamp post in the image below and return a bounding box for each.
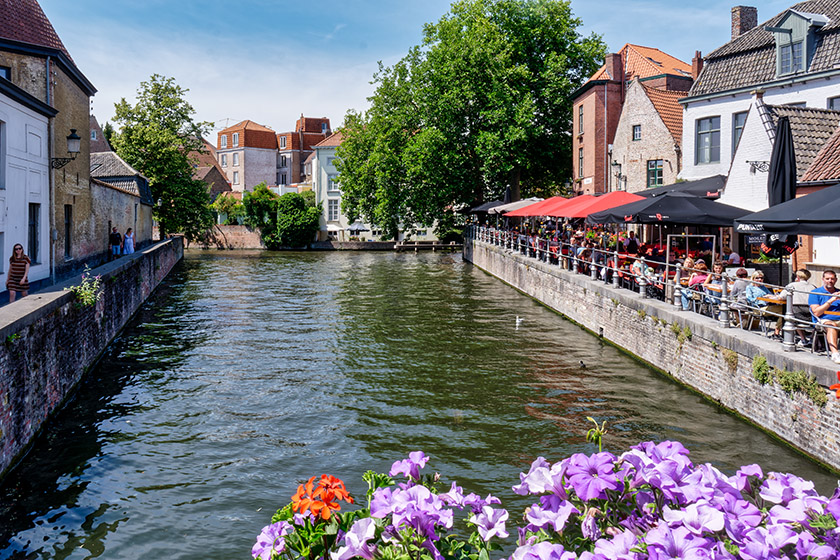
[51,129,81,169]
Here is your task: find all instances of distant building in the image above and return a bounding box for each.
[311,132,348,240]
[188,138,231,200]
[571,44,693,195]
[216,120,278,192]
[89,151,155,246]
[276,115,331,186]
[90,114,111,152]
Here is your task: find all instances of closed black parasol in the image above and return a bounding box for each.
[767,116,797,207]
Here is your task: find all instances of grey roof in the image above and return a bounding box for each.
[90,151,154,205]
[766,105,840,179]
[690,0,840,97]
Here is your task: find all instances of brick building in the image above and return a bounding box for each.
[276,115,331,186]
[571,44,693,196]
[0,0,152,284]
[216,120,278,192]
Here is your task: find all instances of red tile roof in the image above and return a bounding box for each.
[218,120,277,150]
[0,0,71,59]
[801,124,840,183]
[314,131,344,148]
[219,120,275,134]
[642,85,685,144]
[587,44,691,83]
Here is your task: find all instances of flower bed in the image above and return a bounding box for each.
[252,443,840,560]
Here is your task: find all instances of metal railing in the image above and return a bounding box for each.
[468,225,838,356]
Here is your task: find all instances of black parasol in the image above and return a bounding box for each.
[735,184,840,235]
[586,192,749,226]
[767,116,797,207]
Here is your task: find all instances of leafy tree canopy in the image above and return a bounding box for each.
[243,184,320,249]
[210,193,245,225]
[111,74,214,240]
[336,0,606,238]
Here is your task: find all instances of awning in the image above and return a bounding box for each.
[326,224,342,232]
[487,197,544,215]
[587,192,750,226]
[505,196,569,217]
[469,200,504,213]
[638,175,725,199]
[735,184,840,235]
[559,191,645,219]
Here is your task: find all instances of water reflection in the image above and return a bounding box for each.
[0,252,836,560]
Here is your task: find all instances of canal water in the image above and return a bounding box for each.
[0,252,836,559]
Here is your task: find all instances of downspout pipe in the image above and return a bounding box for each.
[47,55,56,285]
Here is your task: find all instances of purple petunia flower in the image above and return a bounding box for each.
[593,529,639,560]
[252,521,293,560]
[463,492,502,514]
[581,507,602,541]
[390,451,429,481]
[662,501,724,536]
[510,541,576,560]
[469,505,509,541]
[440,482,465,508]
[795,531,836,560]
[739,524,798,560]
[331,518,377,560]
[644,524,715,560]
[565,452,621,502]
[525,494,579,533]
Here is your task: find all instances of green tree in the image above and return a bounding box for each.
[111,74,214,240]
[210,193,245,225]
[275,193,321,248]
[102,121,114,147]
[336,0,606,238]
[243,183,280,231]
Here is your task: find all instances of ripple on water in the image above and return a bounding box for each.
[0,251,836,560]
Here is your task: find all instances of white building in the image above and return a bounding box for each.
[311,132,353,240]
[680,4,840,183]
[0,79,52,286]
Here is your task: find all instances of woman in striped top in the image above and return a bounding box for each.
[6,244,30,302]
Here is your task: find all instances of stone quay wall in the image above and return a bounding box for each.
[464,239,840,472]
[0,237,184,479]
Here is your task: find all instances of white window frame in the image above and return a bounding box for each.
[327,174,340,193]
[232,132,240,147]
[233,153,239,166]
[233,171,240,185]
[828,96,840,111]
[220,134,228,148]
[221,154,227,167]
[328,199,340,221]
[279,136,286,148]
[632,125,641,141]
[280,155,287,167]
[732,111,747,156]
[695,116,721,165]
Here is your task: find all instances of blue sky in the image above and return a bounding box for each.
[39,0,794,140]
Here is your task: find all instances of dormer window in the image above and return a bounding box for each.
[767,10,828,77]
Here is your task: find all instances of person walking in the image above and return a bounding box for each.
[6,244,30,303]
[109,227,122,260]
[123,228,135,255]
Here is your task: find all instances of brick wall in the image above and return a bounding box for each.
[0,237,183,479]
[464,239,840,471]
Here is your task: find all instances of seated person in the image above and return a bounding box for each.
[746,271,783,337]
[681,261,708,310]
[809,270,840,364]
[781,269,815,344]
[703,261,726,305]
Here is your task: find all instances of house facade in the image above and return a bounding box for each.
[89,151,155,248]
[571,44,693,196]
[311,132,347,240]
[216,120,278,192]
[276,115,331,186]
[610,79,685,193]
[680,3,840,183]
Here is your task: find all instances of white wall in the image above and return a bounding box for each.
[717,102,772,211]
[0,94,49,284]
[681,77,840,181]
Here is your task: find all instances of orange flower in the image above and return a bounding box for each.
[830,371,840,399]
[291,474,353,520]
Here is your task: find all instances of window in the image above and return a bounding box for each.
[695,116,720,164]
[28,203,40,263]
[829,96,840,111]
[233,153,239,166]
[321,123,328,134]
[279,136,286,148]
[732,112,747,155]
[91,129,97,140]
[328,199,340,221]
[780,41,803,74]
[280,155,287,167]
[280,173,287,185]
[232,133,240,147]
[220,134,228,148]
[0,66,9,80]
[632,125,641,141]
[578,148,584,178]
[647,160,664,187]
[64,205,72,259]
[221,154,227,167]
[327,157,336,167]
[327,174,340,192]
[578,105,584,134]
[233,171,240,185]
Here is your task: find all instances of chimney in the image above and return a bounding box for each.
[691,51,704,80]
[731,6,758,40]
[605,52,623,83]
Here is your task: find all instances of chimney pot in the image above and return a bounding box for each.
[731,6,758,40]
[691,51,704,80]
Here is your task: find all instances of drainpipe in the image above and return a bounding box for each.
[46,56,56,285]
[604,83,608,194]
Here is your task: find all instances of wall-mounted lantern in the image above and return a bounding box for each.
[51,129,82,169]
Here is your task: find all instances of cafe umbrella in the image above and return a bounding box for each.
[735,183,840,236]
[586,192,750,226]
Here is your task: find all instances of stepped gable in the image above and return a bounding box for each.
[766,105,840,180]
[586,44,691,83]
[642,85,685,143]
[801,124,840,183]
[691,0,840,97]
[0,0,72,59]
